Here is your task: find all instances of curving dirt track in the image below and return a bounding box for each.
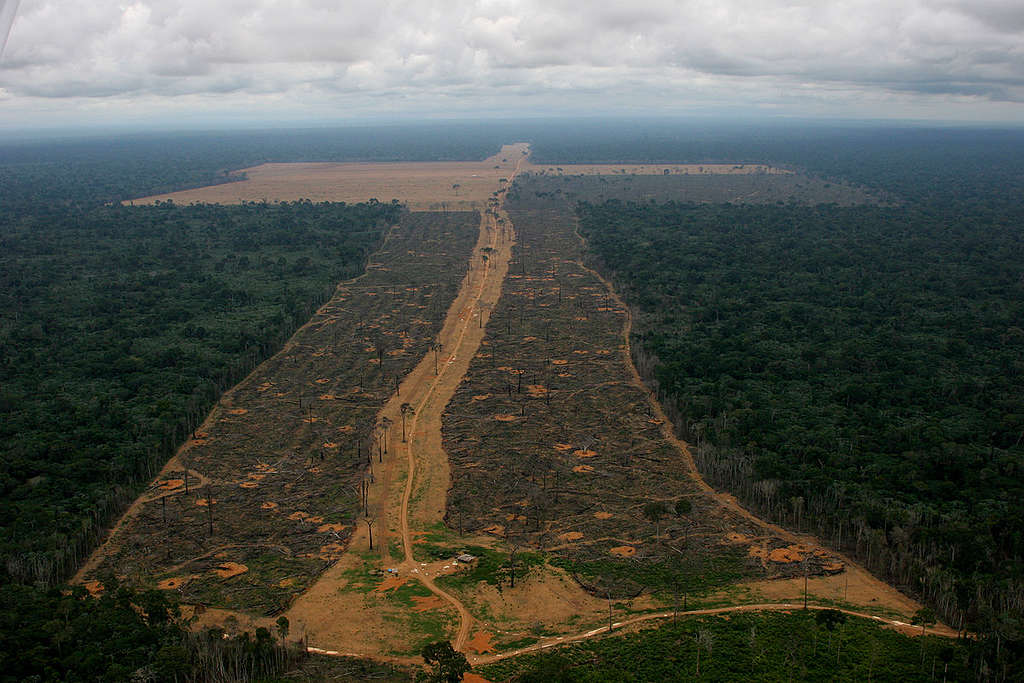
[471,602,955,667]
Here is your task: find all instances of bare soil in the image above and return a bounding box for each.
[131,144,530,211]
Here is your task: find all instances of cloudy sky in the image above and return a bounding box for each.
[1,0,1023,130]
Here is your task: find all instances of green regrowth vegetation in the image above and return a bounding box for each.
[477,611,970,682]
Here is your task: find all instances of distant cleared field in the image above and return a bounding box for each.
[132,143,529,210]
[130,149,795,210]
[529,162,786,175]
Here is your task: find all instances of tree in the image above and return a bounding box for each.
[419,640,470,682]
[695,628,714,677]
[364,517,375,550]
[432,341,443,375]
[380,416,392,455]
[401,403,415,442]
[815,608,847,662]
[674,498,693,517]
[275,616,290,643]
[815,608,847,632]
[912,607,937,637]
[642,501,668,539]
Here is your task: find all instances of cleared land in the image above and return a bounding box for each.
[517,169,880,205]
[81,148,944,668]
[76,211,479,616]
[132,144,530,211]
[529,162,784,175]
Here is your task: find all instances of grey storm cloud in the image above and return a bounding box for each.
[1,0,1023,124]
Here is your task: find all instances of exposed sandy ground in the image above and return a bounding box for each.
[129,149,786,212]
[131,144,530,211]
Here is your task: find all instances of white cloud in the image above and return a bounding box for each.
[0,0,1022,126]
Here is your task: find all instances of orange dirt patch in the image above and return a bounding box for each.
[464,675,492,683]
[288,511,310,521]
[559,531,584,542]
[553,443,574,451]
[610,546,636,558]
[768,545,808,564]
[466,631,497,655]
[573,449,598,458]
[522,336,537,342]
[195,498,216,507]
[594,511,613,520]
[472,394,491,401]
[315,378,330,384]
[239,481,259,489]
[212,562,248,579]
[83,580,104,596]
[337,425,355,434]
[248,473,266,480]
[551,359,568,365]
[261,502,278,510]
[319,394,337,400]
[411,595,446,613]
[526,384,548,396]
[494,414,519,422]
[373,575,408,593]
[573,349,589,355]
[278,578,296,588]
[227,408,248,415]
[572,465,594,473]
[723,532,750,544]
[157,479,184,490]
[483,524,506,536]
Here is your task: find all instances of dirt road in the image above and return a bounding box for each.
[284,148,526,653]
[471,601,956,666]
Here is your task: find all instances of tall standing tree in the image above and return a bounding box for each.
[642,501,668,539]
[420,640,470,682]
[401,403,415,442]
[432,341,443,376]
[380,416,392,455]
